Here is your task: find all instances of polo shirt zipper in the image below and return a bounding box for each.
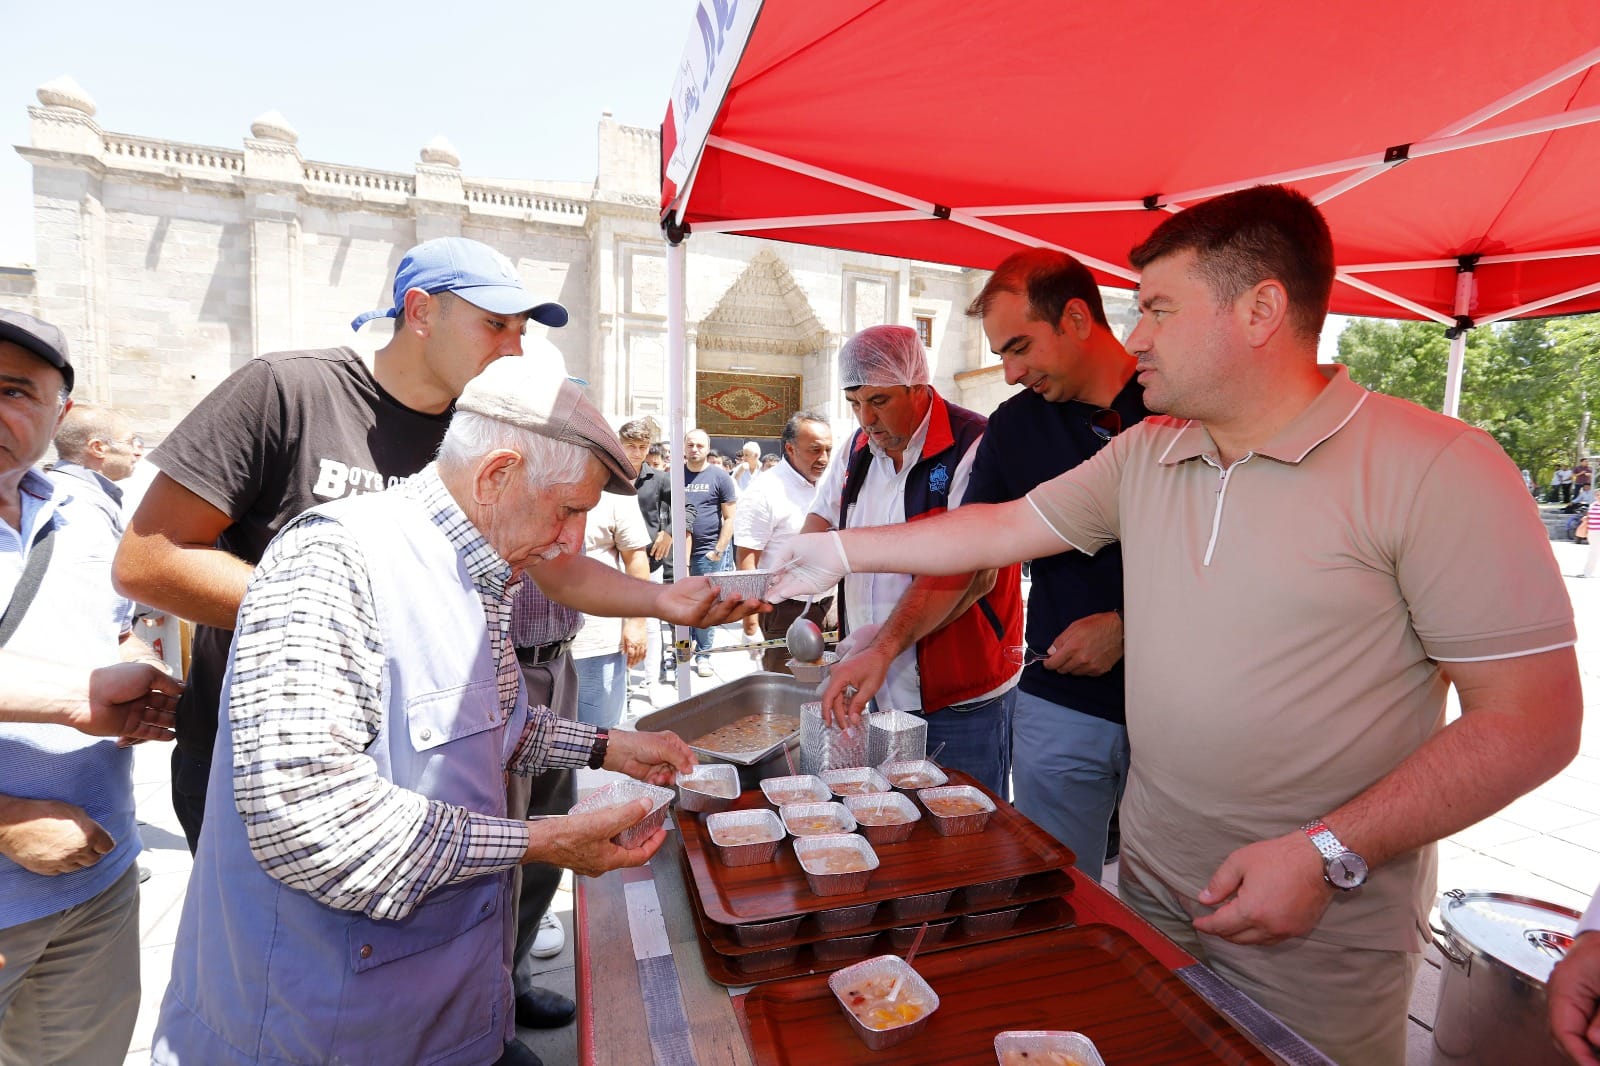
[1201,454,1254,566]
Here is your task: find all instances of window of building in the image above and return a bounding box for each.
[914,314,934,348]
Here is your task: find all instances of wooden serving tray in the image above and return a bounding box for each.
[694,895,1076,987]
[692,865,1076,956]
[742,923,1274,1064]
[677,771,1074,926]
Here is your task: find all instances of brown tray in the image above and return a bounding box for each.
[693,863,1075,956]
[677,771,1074,925]
[742,923,1273,1064]
[695,895,1076,987]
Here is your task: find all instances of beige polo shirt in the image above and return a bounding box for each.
[1027,365,1575,951]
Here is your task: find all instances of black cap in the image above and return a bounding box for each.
[0,310,73,393]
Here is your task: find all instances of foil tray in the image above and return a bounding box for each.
[635,672,812,772]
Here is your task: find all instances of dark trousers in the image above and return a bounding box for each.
[171,748,210,854]
[509,654,577,994]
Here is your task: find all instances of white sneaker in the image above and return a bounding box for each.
[530,912,566,959]
[695,659,714,677]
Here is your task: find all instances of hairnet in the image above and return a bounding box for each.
[838,325,929,389]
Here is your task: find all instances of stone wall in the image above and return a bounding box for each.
[11,78,1137,448]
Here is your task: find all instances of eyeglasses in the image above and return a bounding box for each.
[1089,408,1121,443]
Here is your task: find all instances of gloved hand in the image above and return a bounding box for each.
[763,530,850,603]
[833,622,882,660]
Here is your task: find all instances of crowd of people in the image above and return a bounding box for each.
[1,186,1596,1066]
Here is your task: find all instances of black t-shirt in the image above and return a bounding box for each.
[964,376,1151,725]
[150,347,452,759]
[682,464,736,555]
[634,468,672,577]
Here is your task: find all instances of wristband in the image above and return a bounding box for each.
[587,728,610,770]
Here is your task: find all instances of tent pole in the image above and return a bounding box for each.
[1443,261,1476,419]
[666,226,693,699]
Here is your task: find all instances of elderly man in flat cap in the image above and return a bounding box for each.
[152,358,751,1066]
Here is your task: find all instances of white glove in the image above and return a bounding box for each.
[834,622,882,660]
[763,530,850,603]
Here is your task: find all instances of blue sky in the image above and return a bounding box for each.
[0,0,700,262]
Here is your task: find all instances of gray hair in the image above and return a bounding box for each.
[436,410,594,487]
[54,404,129,463]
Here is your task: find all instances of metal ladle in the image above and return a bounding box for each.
[785,598,825,662]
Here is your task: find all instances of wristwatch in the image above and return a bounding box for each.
[587,728,610,771]
[1301,819,1368,890]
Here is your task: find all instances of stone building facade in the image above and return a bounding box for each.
[5,77,1137,445]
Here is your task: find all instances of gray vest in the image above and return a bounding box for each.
[154,485,524,1065]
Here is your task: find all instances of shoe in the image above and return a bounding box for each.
[138,864,152,884]
[494,1037,544,1066]
[530,911,565,959]
[514,986,577,1029]
[695,659,713,678]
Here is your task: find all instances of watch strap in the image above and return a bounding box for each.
[587,728,610,770]
[1300,819,1344,861]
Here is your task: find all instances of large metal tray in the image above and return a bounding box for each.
[635,673,812,785]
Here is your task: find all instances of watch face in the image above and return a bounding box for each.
[1327,853,1369,890]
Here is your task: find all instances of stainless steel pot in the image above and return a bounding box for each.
[1430,888,1579,1065]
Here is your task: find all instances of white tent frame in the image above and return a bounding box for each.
[659,44,1600,695]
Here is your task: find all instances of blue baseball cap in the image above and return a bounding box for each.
[351,237,568,331]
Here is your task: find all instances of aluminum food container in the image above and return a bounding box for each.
[568,779,673,849]
[829,955,940,1051]
[794,833,879,896]
[815,900,880,933]
[780,800,857,838]
[634,673,812,784]
[918,784,996,836]
[887,918,955,951]
[734,944,799,975]
[879,759,948,793]
[822,766,891,799]
[786,651,838,685]
[675,763,742,815]
[729,914,805,948]
[890,887,955,921]
[759,774,831,807]
[843,791,920,845]
[963,876,1020,908]
[867,708,927,765]
[961,904,1025,936]
[705,809,785,868]
[812,930,881,962]
[704,567,779,601]
[994,1030,1106,1066]
[799,701,871,776]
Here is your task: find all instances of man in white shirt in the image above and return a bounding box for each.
[732,441,762,492]
[732,412,833,671]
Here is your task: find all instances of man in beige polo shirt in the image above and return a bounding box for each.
[763,185,1581,1065]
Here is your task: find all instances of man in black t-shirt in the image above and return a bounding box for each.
[681,427,737,676]
[962,248,1152,882]
[115,237,570,852]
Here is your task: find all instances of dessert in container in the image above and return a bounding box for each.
[780,800,857,838]
[759,773,830,807]
[843,791,920,845]
[887,918,955,951]
[963,876,1021,908]
[879,758,948,793]
[785,650,838,685]
[821,766,891,799]
[917,784,996,836]
[794,833,879,896]
[993,1030,1106,1066]
[729,914,805,948]
[675,763,741,815]
[568,779,673,848]
[829,954,939,1051]
[704,568,777,601]
[814,900,880,933]
[890,887,956,921]
[961,903,1026,935]
[704,808,785,868]
[811,930,881,962]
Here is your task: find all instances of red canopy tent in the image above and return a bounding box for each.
[653,0,1600,692]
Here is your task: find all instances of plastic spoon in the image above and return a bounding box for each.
[887,922,930,1001]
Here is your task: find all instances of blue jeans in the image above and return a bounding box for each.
[1009,688,1129,882]
[688,552,726,660]
[574,652,626,729]
[911,687,1015,800]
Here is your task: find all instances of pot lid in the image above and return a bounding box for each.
[1437,889,1582,984]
